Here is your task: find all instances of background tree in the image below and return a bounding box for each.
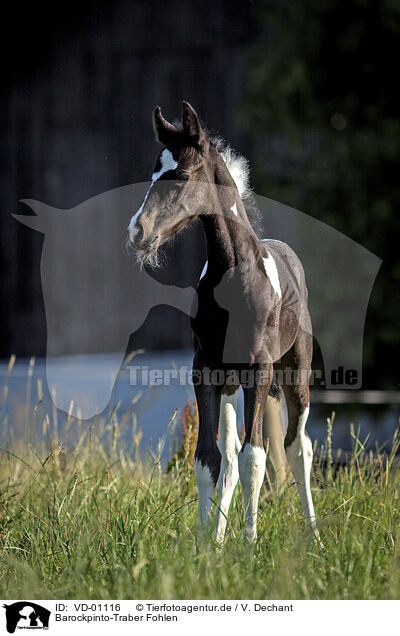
[240,0,400,389]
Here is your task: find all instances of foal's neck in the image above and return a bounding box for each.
[200,196,261,280]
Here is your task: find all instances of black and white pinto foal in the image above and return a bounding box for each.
[128,102,321,544]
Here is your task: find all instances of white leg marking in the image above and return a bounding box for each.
[285,405,321,541]
[194,459,215,531]
[230,202,238,216]
[238,444,266,542]
[128,149,178,240]
[214,390,241,543]
[263,253,282,298]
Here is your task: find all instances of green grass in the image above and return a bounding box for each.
[1,409,400,601]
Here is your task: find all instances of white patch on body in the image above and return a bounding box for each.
[238,444,266,542]
[215,390,241,543]
[263,253,282,298]
[199,260,208,280]
[128,149,178,239]
[285,405,321,542]
[194,458,215,529]
[230,202,238,216]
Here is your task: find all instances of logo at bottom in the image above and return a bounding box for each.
[2,602,51,633]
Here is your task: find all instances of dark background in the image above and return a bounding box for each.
[1,0,399,390]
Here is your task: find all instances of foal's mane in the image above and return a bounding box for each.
[170,120,262,237]
[169,119,263,238]
[209,135,263,238]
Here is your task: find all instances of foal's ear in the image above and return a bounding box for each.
[182,101,207,148]
[153,106,179,145]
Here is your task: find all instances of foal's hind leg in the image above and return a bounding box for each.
[239,366,271,542]
[214,389,241,543]
[281,326,321,543]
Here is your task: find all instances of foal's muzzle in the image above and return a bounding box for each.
[128,229,159,254]
[127,222,142,246]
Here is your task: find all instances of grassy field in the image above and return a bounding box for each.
[1,393,400,600]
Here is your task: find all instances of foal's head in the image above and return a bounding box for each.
[128,102,242,265]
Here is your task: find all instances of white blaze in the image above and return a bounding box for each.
[199,261,208,280]
[151,148,178,181]
[128,149,178,239]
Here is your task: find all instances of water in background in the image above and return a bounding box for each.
[0,352,398,463]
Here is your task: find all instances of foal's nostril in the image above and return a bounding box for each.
[134,224,144,244]
[127,224,142,245]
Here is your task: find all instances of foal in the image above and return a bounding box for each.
[128,102,320,544]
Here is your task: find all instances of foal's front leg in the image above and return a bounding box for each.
[214,389,241,543]
[193,379,221,533]
[239,367,271,542]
